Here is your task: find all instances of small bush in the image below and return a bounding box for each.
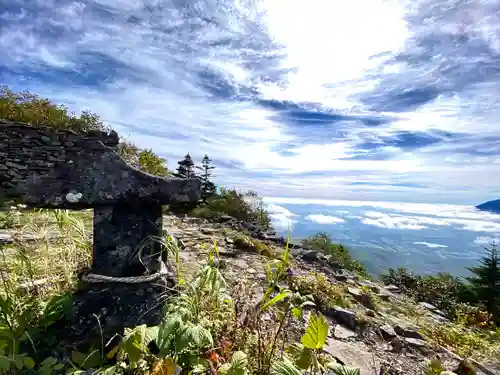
[233,235,274,257]
[290,271,350,311]
[190,188,271,229]
[302,233,369,277]
[380,267,475,319]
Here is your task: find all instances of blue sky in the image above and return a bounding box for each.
[1,0,500,204]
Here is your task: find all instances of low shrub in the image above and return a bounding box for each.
[233,234,274,257]
[189,188,271,229]
[380,267,476,319]
[302,233,369,277]
[289,271,350,311]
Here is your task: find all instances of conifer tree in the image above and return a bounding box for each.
[467,242,500,322]
[175,153,196,178]
[197,154,216,201]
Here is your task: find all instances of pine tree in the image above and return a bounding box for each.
[197,154,216,201]
[175,153,196,178]
[467,242,500,322]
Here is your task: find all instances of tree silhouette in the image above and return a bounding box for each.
[197,154,216,201]
[467,242,500,323]
[175,153,196,178]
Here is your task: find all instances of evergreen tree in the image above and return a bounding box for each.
[175,153,196,178]
[197,154,216,201]
[467,242,500,322]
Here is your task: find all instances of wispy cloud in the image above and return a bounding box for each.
[305,214,345,225]
[474,236,499,245]
[1,0,499,203]
[414,242,448,249]
[264,197,500,235]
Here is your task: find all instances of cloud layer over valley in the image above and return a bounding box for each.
[264,198,500,275]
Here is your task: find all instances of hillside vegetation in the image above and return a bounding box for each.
[1,87,500,375]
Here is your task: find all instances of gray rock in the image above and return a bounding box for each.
[216,247,237,258]
[333,270,355,282]
[233,259,249,269]
[290,248,305,258]
[384,284,401,293]
[201,227,218,234]
[334,325,357,339]
[418,302,437,311]
[394,324,424,340]
[287,239,303,249]
[302,250,320,262]
[403,337,427,348]
[325,306,357,330]
[357,280,380,293]
[379,324,397,341]
[0,233,12,244]
[323,338,380,375]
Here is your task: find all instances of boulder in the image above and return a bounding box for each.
[379,324,397,341]
[394,324,424,340]
[302,250,320,262]
[325,306,357,331]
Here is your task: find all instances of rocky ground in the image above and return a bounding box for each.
[162,215,499,375]
[1,213,498,375]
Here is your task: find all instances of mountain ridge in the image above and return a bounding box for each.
[476,199,500,214]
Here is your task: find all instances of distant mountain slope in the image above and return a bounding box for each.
[476,199,500,214]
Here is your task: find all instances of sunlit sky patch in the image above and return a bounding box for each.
[1,0,499,204]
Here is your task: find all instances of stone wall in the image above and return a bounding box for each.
[1,119,201,209]
[0,119,119,204]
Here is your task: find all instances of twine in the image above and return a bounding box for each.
[80,262,169,284]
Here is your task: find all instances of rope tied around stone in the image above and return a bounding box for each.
[79,262,169,284]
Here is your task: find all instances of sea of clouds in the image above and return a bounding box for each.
[264,197,500,276]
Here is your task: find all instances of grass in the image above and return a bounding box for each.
[1,208,500,374]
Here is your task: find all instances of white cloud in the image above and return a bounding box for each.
[474,236,499,246]
[360,215,428,230]
[1,0,500,203]
[265,197,500,222]
[265,203,298,231]
[265,198,500,233]
[359,209,500,233]
[414,242,448,249]
[305,214,345,224]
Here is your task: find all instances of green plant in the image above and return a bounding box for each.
[137,149,170,177]
[0,204,25,229]
[302,233,368,277]
[174,153,196,178]
[467,243,500,324]
[218,351,249,375]
[189,188,272,230]
[197,154,216,202]
[290,272,350,311]
[426,359,444,375]
[380,267,476,319]
[0,276,70,374]
[106,241,230,374]
[232,235,274,257]
[287,313,330,372]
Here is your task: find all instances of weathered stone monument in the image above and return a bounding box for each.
[0,119,202,351]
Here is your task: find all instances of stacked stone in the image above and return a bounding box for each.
[0,119,118,194]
